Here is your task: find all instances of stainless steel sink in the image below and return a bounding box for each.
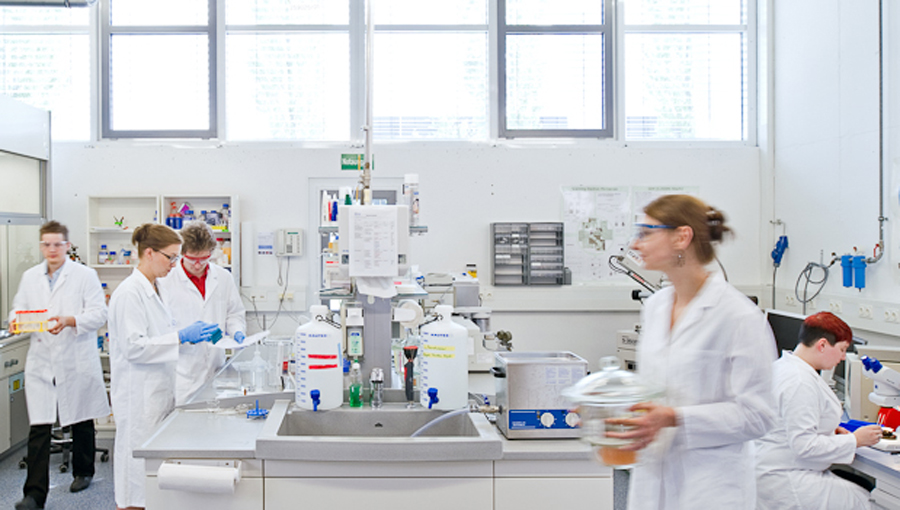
[278,406,479,438]
[256,399,503,461]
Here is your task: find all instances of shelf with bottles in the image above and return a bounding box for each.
[162,196,234,233]
[160,195,240,284]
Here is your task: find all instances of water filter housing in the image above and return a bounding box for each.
[295,305,343,410]
[419,305,469,410]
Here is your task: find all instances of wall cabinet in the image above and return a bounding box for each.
[87,195,240,295]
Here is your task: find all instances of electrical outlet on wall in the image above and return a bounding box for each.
[784,295,797,307]
[885,308,899,323]
[829,300,843,314]
[858,304,873,320]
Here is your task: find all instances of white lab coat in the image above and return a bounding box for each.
[159,262,245,405]
[629,272,776,510]
[9,259,110,426]
[108,268,180,509]
[755,353,870,510]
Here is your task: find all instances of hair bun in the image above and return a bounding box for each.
[706,207,730,242]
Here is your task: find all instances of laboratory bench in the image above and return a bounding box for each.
[853,447,900,509]
[136,403,613,510]
[133,345,614,510]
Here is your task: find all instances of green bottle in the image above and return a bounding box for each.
[348,362,363,407]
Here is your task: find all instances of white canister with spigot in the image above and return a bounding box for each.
[419,305,468,410]
[294,305,343,411]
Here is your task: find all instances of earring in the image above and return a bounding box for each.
[675,250,685,267]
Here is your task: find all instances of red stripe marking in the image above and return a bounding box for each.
[308,354,338,359]
[310,364,339,370]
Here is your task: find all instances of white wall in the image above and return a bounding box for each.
[50,141,762,365]
[771,0,900,343]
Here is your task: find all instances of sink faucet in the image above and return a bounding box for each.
[370,368,384,409]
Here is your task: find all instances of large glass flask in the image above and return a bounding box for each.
[562,356,663,468]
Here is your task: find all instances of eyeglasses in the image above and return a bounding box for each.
[633,223,676,241]
[153,249,180,265]
[39,241,69,250]
[183,253,211,265]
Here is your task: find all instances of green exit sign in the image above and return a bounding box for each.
[341,153,374,171]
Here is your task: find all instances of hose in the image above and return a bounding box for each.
[409,408,471,437]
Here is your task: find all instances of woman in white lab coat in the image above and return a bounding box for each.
[158,221,246,405]
[108,224,220,510]
[608,194,776,510]
[756,312,880,510]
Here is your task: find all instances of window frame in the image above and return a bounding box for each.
[618,1,756,144]
[497,0,615,139]
[100,0,218,139]
[0,8,93,142]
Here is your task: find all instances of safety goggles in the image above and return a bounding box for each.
[39,241,69,250]
[632,223,676,241]
[183,253,212,265]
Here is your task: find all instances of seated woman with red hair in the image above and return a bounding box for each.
[755,312,881,510]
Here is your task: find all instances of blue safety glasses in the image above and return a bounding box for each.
[633,223,676,240]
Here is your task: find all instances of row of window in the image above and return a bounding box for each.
[0,0,752,142]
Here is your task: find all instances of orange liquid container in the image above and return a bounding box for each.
[596,445,637,467]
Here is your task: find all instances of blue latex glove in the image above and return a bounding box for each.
[234,331,246,344]
[178,321,220,344]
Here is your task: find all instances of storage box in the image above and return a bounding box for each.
[493,351,588,439]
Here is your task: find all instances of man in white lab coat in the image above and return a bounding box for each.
[10,221,109,510]
[158,221,245,405]
[756,311,881,510]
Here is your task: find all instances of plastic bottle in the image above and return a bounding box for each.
[403,173,420,226]
[348,362,363,407]
[98,245,108,265]
[213,240,224,265]
[220,204,230,230]
[101,283,110,304]
[222,240,232,265]
[343,358,351,389]
[249,347,269,393]
[206,209,219,226]
[294,305,343,411]
[419,304,468,410]
[108,251,116,265]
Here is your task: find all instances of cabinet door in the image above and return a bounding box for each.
[145,476,262,510]
[266,478,492,510]
[495,478,614,510]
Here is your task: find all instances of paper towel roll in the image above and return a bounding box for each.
[157,461,241,494]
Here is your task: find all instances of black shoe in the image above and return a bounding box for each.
[69,475,92,493]
[14,495,43,510]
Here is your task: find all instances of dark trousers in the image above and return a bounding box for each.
[23,420,95,505]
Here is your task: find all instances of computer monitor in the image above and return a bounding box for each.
[765,309,806,355]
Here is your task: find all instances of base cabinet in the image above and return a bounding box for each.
[266,478,492,510]
[495,477,613,510]
[144,459,262,510]
[143,457,612,510]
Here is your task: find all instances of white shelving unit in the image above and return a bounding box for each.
[87,195,159,294]
[87,195,240,295]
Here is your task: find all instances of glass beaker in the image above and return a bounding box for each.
[562,356,664,469]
